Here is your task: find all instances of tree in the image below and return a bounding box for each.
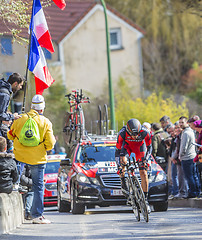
[106,0,201,92]
[44,81,67,144]
[115,78,189,130]
[0,0,50,38]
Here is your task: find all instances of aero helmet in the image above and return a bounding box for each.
[126,119,141,136]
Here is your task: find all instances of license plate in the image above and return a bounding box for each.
[52,191,57,196]
[110,189,123,196]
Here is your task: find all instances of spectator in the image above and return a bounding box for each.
[188,115,200,130]
[7,94,56,224]
[59,146,66,155]
[143,122,153,137]
[151,123,168,172]
[168,122,188,199]
[20,164,33,220]
[193,120,202,162]
[0,73,24,136]
[54,135,60,154]
[193,120,202,191]
[160,115,172,133]
[179,116,200,198]
[167,124,179,198]
[142,122,151,131]
[188,115,200,139]
[0,119,13,152]
[171,122,188,199]
[0,136,18,193]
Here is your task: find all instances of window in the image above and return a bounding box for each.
[43,48,52,60]
[77,145,116,163]
[109,28,122,50]
[1,37,12,55]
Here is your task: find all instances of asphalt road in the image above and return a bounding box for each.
[1,206,202,240]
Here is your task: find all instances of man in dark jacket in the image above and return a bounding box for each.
[0,136,18,193]
[160,115,172,133]
[0,73,24,136]
[151,123,169,172]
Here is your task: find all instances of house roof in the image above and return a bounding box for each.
[0,0,145,44]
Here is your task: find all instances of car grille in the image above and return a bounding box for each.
[100,174,121,188]
[44,196,57,202]
[100,174,141,188]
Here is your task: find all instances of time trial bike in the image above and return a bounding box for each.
[124,156,149,222]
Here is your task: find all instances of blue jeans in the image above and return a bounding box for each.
[22,191,34,215]
[177,164,188,196]
[171,162,179,195]
[29,164,46,218]
[181,159,201,197]
[15,161,25,184]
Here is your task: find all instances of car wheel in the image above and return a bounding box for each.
[153,201,168,212]
[57,190,71,212]
[71,184,85,214]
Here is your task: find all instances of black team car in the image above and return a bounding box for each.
[57,136,168,214]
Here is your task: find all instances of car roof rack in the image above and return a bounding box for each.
[81,131,117,142]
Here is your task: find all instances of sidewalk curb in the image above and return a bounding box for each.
[0,192,24,235]
[168,198,202,209]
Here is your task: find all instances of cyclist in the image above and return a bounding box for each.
[115,118,152,212]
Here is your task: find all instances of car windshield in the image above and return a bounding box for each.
[45,161,60,174]
[77,145,116,163]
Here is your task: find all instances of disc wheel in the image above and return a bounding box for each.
[133,176,149,222]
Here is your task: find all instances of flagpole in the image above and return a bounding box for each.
[22,0,35,113]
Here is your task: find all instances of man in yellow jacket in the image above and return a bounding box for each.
[8,95,56,224]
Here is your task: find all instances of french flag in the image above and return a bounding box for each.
[28,0,55,94]
[30,0,54,53]
[52,0,66,10]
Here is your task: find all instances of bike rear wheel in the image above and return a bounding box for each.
[132,176,149,222]
[128,177,140,221]
[63,112,73,145]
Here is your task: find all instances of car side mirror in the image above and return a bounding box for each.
[60,158,72,166]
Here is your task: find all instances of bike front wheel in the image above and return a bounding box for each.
[132,176,149,222]
[127,177,140,221]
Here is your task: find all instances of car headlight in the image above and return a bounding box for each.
[90,177,100,186]
[155,171,167,182]
[77,173,91,184]
[149,171,167,183]
[45,183,57,190]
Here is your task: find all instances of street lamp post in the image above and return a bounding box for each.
[99,0,115,131]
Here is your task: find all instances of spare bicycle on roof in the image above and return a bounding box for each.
[63,89,90,145]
